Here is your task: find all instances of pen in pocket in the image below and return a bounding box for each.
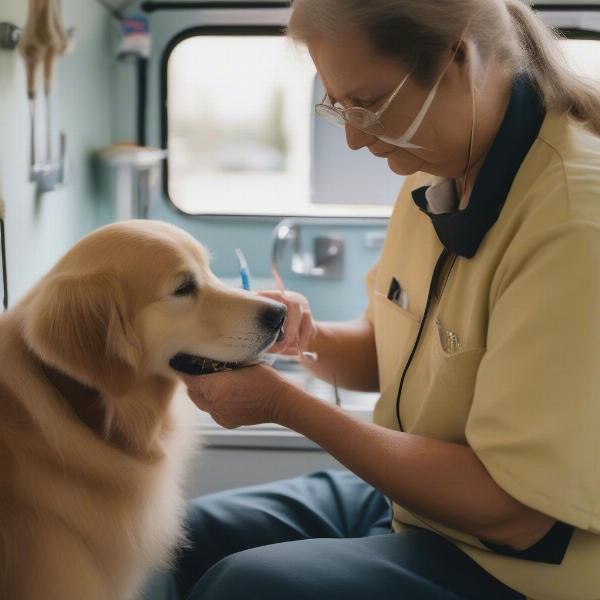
[387,277,409,310]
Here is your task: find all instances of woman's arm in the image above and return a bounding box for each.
[301,319,379,392]
[184,364,556,552]
[275,384,556,551]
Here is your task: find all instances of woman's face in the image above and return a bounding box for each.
[307,31,475,179]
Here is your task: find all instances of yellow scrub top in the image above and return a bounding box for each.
[365,76,600,600]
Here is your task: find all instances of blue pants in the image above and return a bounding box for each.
[148,470,525,600]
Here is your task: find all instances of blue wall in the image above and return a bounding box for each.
[0,0,114,303]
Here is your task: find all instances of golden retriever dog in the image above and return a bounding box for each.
[0,220,286,600]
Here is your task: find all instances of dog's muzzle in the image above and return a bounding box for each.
[170,303,287,376]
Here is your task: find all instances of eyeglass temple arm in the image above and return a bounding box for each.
[374,68,414,119]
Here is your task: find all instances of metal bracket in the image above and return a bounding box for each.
[0,22,22,50]
[272,218,345,280]
[31,131,68,194]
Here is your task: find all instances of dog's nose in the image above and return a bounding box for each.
[259,303,287,331]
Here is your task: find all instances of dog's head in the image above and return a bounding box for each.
[23,221,286,397]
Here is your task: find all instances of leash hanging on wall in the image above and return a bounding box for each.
[18,0,70,195]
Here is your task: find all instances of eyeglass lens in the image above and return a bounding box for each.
[315,104,387,139]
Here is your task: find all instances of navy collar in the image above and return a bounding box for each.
[411,75,546,258]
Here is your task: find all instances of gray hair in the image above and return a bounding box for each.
[287,0,600,134]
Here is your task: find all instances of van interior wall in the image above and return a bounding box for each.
[0,0,114,303]
[0,0,379,320]
[110,1,381,322]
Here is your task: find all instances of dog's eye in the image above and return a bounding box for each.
[173,279,198,297]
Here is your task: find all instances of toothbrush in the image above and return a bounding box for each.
[235,248,252,291]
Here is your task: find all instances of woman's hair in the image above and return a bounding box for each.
[287,0,600,135]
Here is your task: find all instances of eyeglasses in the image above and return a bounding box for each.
[315,67,414,135]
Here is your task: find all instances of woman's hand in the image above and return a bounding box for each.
[180,363,300,429]
[257,290,317,356]
[257,292,379,392]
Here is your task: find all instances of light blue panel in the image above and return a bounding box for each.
[111,26,138,145]
[0,0,114,304]
[151,202,387,321]
[311,76,404,207]
[110,1,391,321]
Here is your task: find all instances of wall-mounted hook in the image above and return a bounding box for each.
[0,22,22,50]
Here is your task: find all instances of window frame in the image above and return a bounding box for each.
[558,27,600,38]
[161,24,319,220]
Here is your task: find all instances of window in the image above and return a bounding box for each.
[165,32,600,218]
[165,32,396,218]
[561,38,600,82]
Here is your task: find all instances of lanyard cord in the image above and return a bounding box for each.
[1,217,7,311]
[0,194,7,310]
[395,249,457,430]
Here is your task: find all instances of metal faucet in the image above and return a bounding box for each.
[271,217,345,280]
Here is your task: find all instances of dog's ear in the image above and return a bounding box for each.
[25,272,141,397]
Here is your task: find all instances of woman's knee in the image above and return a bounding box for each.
[181,490,254,546]
[188,546,296,600]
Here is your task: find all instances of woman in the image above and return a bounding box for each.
[165,1,600,598]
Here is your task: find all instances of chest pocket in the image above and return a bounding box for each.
[403,319,485,444]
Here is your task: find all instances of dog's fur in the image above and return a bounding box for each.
[0,220,284,600]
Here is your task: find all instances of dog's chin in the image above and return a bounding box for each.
[169,330,283,376]
[168,354,253,375]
